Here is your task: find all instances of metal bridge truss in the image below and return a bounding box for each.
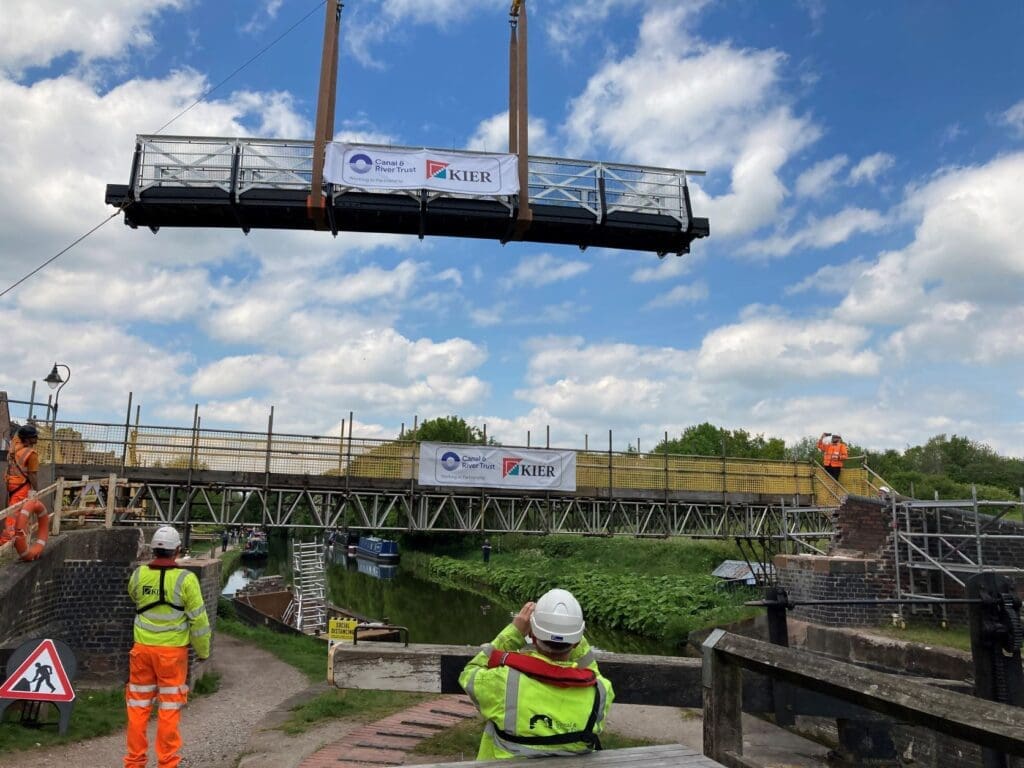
[111,480,834,544]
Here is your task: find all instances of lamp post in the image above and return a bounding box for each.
[44,363,71,463]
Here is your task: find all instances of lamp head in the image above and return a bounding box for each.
[44,364,64,390]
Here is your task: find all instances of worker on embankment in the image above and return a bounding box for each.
[459,588,614,760]
[1,424,39,544]
[817,432,849,482]
[124,526,211,768]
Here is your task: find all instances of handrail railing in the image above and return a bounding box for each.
[35,419,842,504]
[129,135,695,228]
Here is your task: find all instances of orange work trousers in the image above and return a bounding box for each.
[0,484,29,543]
[125,643,189,768]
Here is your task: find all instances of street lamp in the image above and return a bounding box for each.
[44,362,71,430]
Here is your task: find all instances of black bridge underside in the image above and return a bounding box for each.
[105,185,710,255]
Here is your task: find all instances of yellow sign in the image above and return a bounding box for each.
[328,618,358,642]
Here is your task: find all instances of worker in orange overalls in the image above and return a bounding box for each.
[125,526,211,768]
[817,432,849,482]
[2,424,40,544]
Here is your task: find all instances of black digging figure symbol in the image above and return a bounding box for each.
[30,662,55,693]
[529,714,553,730]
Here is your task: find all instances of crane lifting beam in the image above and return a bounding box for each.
[105,135,709,255]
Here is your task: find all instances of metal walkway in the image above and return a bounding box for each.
[105,136,709,255]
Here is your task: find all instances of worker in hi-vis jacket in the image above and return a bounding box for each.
[818,432,849,481]
[125,526,211,768]
[459,589,614,760]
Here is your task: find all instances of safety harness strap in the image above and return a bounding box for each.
[136,564,186,613]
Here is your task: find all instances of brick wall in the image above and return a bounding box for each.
[1,528,221,681]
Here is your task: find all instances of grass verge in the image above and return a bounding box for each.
[410,717,662,759]
[870,622,972,652]
[216,614,328,682]
[279,689,430,735]
[0,687,124,753]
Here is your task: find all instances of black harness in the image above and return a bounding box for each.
[492,678,603,751]
[135,565,185,614]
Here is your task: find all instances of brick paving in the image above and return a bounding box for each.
[299,694,479,768]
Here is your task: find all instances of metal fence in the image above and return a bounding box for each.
[34,419,850,504]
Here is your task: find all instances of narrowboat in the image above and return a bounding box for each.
[354,535,400,563]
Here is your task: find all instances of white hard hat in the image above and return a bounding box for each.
[879,486,891,494]
[151,526,181,550]
[530,588,585,644]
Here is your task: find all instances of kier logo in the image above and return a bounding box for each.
[426,160,450,179]
[502,457,522,477]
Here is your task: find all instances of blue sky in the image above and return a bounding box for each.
[1,0,1022,455]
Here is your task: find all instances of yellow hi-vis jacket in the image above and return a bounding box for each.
[128,560,212,658]
[459,623,614,760]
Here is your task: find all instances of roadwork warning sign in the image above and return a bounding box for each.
[328,618,358,643]
[0,638,76,703]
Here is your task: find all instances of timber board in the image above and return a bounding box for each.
[410,744,724,767]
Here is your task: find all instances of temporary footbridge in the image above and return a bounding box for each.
[104,1,709,256]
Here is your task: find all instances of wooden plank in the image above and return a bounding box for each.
[707,632,1024,757]
[702,629,743,763]
[409,744,724,767]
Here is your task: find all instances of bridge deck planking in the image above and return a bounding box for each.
[395,744,723,767]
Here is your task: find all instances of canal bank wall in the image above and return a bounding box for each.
[0,528,221,681]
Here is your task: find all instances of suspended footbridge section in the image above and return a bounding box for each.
[105,136,709,256]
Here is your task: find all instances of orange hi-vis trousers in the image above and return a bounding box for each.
[1,483,30,543]
[125,644,189,768]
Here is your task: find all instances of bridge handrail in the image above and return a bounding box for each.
[127,135,696,228]
[37,419,841,504]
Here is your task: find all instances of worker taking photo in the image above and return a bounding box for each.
[459,588,614,760]
[817,432,849,482]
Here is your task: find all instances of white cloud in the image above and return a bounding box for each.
[15,266,217,323]
[786,258,870,296]
[504,254,590,287]
[839,153,1024,325]
[747,207,886,258]
[848,152,895,185]
[565,5,820,238]
[631,256,692,283]
[192,356,291,398]
[0,0,188,75]
[645,281,708,309]
[467,112,556,155]
[435,268,463,287]
[315,260,421,304]
[795,155,848,198]
[998,99,1024,138]
[696,312,880,383]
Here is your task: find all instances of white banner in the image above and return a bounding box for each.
[418,443,577,492]
[324,143,519,195]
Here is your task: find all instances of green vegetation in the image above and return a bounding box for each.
[871,622,972,652]
[217,615,328,682]
[402,415,495,444]
[220,548,242,587]
[406,536,759,648]
[193,669,222,696]
[411,717,662,758]
[655,422,785,459]
[0,687,124,752]
[279,689,429,735]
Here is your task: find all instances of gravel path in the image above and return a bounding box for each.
[0,634,315,768]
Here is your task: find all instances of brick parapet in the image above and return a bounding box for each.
[1,529,221,682]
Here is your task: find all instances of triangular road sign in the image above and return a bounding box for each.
[0,639,75,703]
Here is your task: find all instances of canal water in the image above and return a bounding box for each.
[224,540,678,655]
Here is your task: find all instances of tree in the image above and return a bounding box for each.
[654,422,785,460]
[402,416,494,445]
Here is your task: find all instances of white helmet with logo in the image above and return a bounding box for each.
[151,526,181,551]
[530,588,585,644]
